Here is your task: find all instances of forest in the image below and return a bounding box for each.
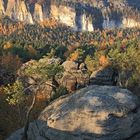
[0,17,140,139]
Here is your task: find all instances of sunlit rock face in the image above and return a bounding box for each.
[122,18,140,28]
[5,0,15,17]
[51,5,76,29]
[6,85,140,140]
[0,0,5,16]
[81,14,93,31]
[50,4,101,31]
[5,0,33,24]
[33,3,43,22]
[17,1,34,24]
[1,0,140,30]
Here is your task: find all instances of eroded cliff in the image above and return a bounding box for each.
[0,0,140,30]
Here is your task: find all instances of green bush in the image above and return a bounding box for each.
[3,81,25,105]
[108,47,140,87]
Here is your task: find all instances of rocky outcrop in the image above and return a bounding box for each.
[17,1,33,23]
[17,57,61,99]
[33,3,43,22]
[62,61,78,72]
[90,67,117,86]
[5,0,34,24]
[5,0,15,17]
[59,61,89,91]
[7,85,140,140]
[122,18,140,28]
[0,0,5,16]
[18,60,89,93]
[51,4,76,29]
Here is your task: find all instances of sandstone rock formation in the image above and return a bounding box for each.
[7,85,140,140]
[60,61,89,91]
[17,57,61,99]
[122,18,140,28]
[90,67,117,86]
[0,0,140,30]
[17,59,89,95]
[0,0,5,16]
[5,0,34,24]
[51,4,76,29]
[33,3,43,22]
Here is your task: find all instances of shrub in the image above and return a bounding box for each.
[3,81,25,106]
[108,47,140,88]
[0,53,22,85]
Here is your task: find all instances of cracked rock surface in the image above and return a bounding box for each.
[7,85,140,140]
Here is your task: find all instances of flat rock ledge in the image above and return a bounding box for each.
[7,85,140,140]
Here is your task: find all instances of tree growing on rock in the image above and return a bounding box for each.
[4,61,66,140]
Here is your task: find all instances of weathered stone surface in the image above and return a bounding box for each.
[37,86,140,140]
[17,57,61,99]
[90,67,117,85]
[1,0,140,30]
[59,70,89,92]
[18,59,89,93]
[59,72,77,91]
[62,61,78,72]
[7,85,140,140]
[60,61,89,91]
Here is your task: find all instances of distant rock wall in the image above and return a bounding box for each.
[51,5,76,29]
[0,0,5,16]
[4,0,34,24]
[122,18,140,28]
[34,3,43,22]
[0,0,140,30]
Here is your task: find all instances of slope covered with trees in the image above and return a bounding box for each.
[0,15,140,139]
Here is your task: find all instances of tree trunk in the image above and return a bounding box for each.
[22,93,36,140]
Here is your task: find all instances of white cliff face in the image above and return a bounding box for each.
[51,4,140,31]
[6,0,15,17]
[122,18,140,28]
[5,0,33,24]
[0,0,5,16]
[34,3,43,22]
[1,1,140,30]
[51,5,76,28]
[51,5,94,31]
[81,14,94,31]
[17,1,33,24]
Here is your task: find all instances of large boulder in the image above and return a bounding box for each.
[18,59,89,93]
[7,85,140,140]
[59,70,89,92]
[59,72,77,91]
[17,57,61,99]
[60,61,89,91]
[90,67,117,86]
[62,61,78,72]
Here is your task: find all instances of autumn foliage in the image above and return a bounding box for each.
[0,54,22,85]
